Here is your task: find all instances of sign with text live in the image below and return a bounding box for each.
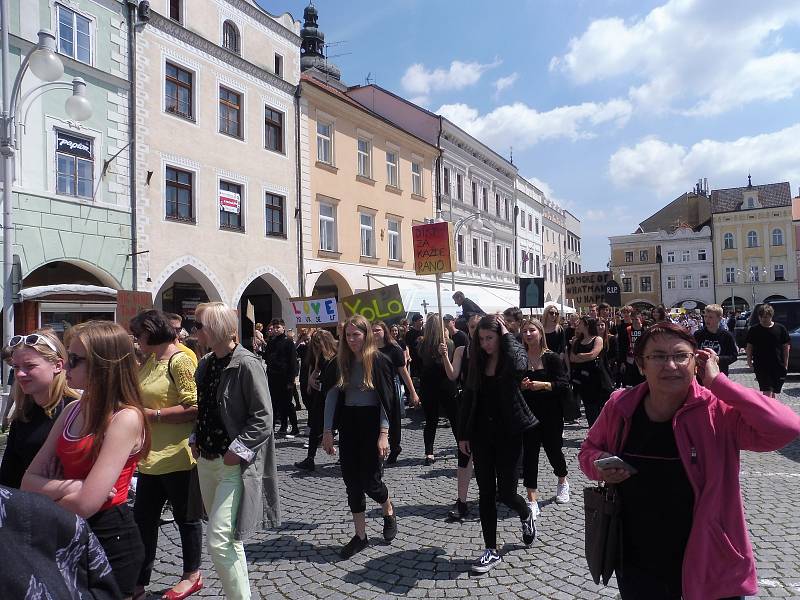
[564,271,613,306]
[289,296,339,326]
[412,222,456,276]
[340,285,405,322]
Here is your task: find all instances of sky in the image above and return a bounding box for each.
[258,0,800,271]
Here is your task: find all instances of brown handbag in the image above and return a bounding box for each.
[583,422,625,585]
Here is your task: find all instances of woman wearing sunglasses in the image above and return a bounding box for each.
[22,321,151,599]
[0,332,80,489]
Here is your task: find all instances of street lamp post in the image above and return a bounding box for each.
[1,6,93,384]
[449,210,483,291]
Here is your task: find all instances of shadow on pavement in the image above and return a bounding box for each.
[342,546,468,591]
[777,436,800,463]
[244,535,341,565]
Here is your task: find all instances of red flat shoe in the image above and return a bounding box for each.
[161,576,203,600]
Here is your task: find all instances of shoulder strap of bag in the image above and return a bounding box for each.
[167,350,184,384]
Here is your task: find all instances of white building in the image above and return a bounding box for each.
[516,176,544,281]
[659,225,715,310]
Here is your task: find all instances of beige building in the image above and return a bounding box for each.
[711,179,795,312]
[135,1,302,330]
[298,72,437,300]
[609,231,663,308]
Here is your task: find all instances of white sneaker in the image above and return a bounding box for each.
[471,548,502,573]
[526,500,540,520]
[555,481,570,504]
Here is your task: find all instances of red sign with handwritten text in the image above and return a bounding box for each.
[412,222,456,276]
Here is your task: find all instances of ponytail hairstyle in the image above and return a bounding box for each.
[11,329,80,423]
[69,321,150,462]
[337,315,378,390]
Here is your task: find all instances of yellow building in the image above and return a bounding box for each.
[609,231,663,308]
[299,73,438,299]
[711,180,795,312]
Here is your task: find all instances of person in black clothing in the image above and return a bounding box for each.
[520,319,571,522]
[746,303,791,397]
[266,318,299,436]
[404,314,424,381]
[0,331,80,488]
[418,314,458,466]
[295,330,338,472]
[296,329,312,411]
[570,317,613,427]
[321,315,398,559]
[693,304,738,377]
[372,321,419,464]
[502,307,525,341]
[452,292,486,334]
[443,314,469,348]
[458,315,538,574]
[618,311,646,387]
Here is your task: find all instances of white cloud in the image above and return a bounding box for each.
[438,98,632,151]
[550,0,800,115]
[401,59,500,97]
[608,123,800,196]
[493,73,519,96]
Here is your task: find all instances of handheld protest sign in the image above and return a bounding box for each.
[289,296,339,326]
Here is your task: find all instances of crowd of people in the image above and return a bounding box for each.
[0,294,798,600]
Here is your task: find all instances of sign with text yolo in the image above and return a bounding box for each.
[340,285,405,322]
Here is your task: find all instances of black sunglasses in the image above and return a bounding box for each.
[193,321,204,331]
[67,352,87,369]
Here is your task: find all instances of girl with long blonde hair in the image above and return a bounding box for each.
[23,321,151,599]
[0,330,79,488]
[322,315,398,559]
[419,313,457,465]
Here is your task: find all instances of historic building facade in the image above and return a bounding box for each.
[711,179,795,312]
[5,0,134,334]
[609,231,663,309]
[515,177,543,283]
[659,225,714,310]
[134,0,301,332]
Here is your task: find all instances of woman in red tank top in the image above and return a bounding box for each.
[22,321,151,599]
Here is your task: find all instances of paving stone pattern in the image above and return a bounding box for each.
[98,366,800,598]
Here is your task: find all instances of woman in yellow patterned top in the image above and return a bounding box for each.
[130,310,203,600]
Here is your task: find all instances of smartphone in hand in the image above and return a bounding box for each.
[594,455,638,474]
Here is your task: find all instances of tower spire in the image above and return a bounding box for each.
[300,3,341,81]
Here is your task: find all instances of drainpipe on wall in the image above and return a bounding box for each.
[125,1,138,290]
[294,84,304,296]
[436,116,443,221]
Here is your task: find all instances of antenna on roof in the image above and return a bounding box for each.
[509,146,513,165]
[365,72,374,85]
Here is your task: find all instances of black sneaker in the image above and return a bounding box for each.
[471,548,501,573]
[294,457,315,471]
[521,508,536,545]
[424,456,435,466]
[383,513,397,542]
[386,447,401,464]
[447,499,470,521]
[340,534,368,559]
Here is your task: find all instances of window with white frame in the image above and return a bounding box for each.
[723,232,735,249]
[681,250,690,262]
[265,106,284,153]
[528,215,533,231]
[534,254,540,276]
[496,245,502,270]
[165,165,193,222]
[357,139,371,178]
[699,275,709,288]
[57,5,91,64]
[625,251,633,263]
[219,181,244,231]
[667,276,676,289]
[772,228,784,246]
[725,267,735,283]
[319,203,336,251]
[521,210,526,226]
[534,217,539,234]
[274,54,283,78]
[775,264,785,281]
[56,130,94,199]
[667,251,675,263]
[165,62,193,120]
[639,249,649,262]
[698,248,707,261]
[683,274,693,289]
[360,213,375,257]
[472,238,479,266]
[265,192,284,237]
[222,20,240,54]
[622,277,632,292]
[386,151,399,187]
[749,265,760,282]
[505,247,511,271]
[483,241,490,267]
[316,121,332,164]
[443,167,450,196]
[457,234,464,263]
[747,230,758,248]
[471,181,477,206]
[482,188,488,211]
[388,219,401,261]
[412,161,422,195]
[521,250,527,273]
[640,276,652,292]
[505,199,510,221]
[456,173,463,201]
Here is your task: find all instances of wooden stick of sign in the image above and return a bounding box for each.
[412,221,456,341]
[435,272,444,338]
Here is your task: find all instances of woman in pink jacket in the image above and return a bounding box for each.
[579,322,800,600]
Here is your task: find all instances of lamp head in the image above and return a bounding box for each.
[65,78,92,121]
[29,30,64,82]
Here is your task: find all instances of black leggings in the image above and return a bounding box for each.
[338,405,389,513]
[389,375,402,453]
[616,563,743,600]
[269,374,298,431]
[88,504,145,597]
[471,432,530,549]
[522,413,567,490]
[134,468,203,586]
[574,382,610,428]
[306,389,325,459]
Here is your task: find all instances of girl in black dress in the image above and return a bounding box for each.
[418,314,457,465]
[520,319,570,523]
[569,317,612,427]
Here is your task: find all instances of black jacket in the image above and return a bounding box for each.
[322,352,396,430]
[265,333,297,379]
[521,350,569,414]
[459,297,486,319]
[458,333,538,441]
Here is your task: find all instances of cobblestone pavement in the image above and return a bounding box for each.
[3,363,797,599]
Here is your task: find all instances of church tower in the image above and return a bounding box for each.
[300,3,341,81]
